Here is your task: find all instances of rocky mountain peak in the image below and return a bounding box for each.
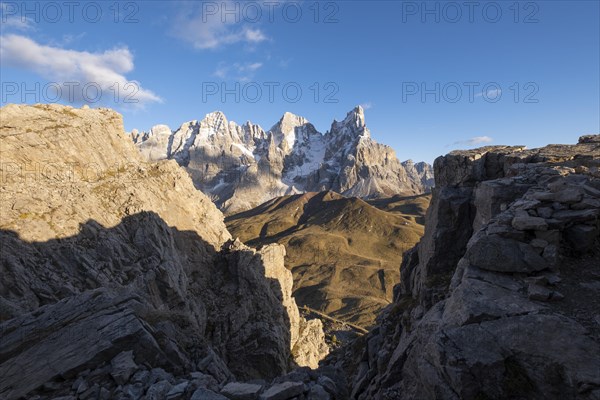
[269,112,315,151]
[279,111,310,127]
[132,107,432,212]
[200,111,229,136]
[330,105,369,139]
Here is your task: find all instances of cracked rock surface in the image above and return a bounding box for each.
[327,135,600,399]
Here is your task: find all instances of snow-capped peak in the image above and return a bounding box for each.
[330,105,369,139]
[269,112,313,150]
[132,107,433,213]
[147,124,172,139]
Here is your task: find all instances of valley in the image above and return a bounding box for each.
[226,191,431,328]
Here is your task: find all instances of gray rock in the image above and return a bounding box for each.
[149,368,174,385]
[582,184,600,197]
[571,197,600,210]
[536,206,554,219]
[530,238,548,250]
[166,381,189,400]
[131,370,150,385]
[220,382,263,400]
[0,104,328,399]
[0,290,180,400]
[542,244,559,265]
[307,384,330,400]
[79,383,100,400]
[191,388,229,400]
[553,208,599,222]
[467,235,547,273]
[511,216,548,231]
[189,372,219,392]
[110,351,138,385]
[259,381,305,400]
[316,376,337,396]
[121,383,144,400]
[532,189,583,203]
[528,283,552,301]
[99,387,111,400]
[146,380,172,400]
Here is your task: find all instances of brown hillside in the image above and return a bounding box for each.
[226,191,431,328]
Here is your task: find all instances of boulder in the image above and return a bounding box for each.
[191,388,229,400]
[146,380,173,400]
[220,382,263,400]
[166,381,189,400]
[259,381,305,400]
[466,235,548,273]
[511,216,548,231]
[110,351,138,385]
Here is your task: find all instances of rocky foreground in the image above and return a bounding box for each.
[327,135,600,399]
[0,104,329,400]
[0,103,598,400]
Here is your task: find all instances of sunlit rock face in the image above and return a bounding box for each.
[132,106,432,213]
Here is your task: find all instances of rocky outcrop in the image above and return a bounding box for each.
[224,240,330,370]
[328,135,600,399]
[402,160,434,192]
[0,104,328,400]
[131,106,432,213]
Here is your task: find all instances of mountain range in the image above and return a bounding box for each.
[130,106,433,213]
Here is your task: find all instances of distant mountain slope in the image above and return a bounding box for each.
[131,106,433,213]
[226,191,431,328]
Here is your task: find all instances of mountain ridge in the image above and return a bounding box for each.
[131,106,434,213]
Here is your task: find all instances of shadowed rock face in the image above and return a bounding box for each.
[0,104,328,400]
[328,135,600,399]
[131,106,432,213]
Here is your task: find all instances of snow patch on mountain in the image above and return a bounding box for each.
[132,106,433,212]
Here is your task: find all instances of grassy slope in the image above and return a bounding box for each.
[226,191,431,328]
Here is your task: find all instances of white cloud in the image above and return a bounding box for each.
[0,2,35,32]
[359,102,373,110]
[0,34,161,108]
[171,1,268,50]
[213,61,263,81]
[450,136,494,147]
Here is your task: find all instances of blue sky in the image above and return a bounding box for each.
[1,0,598,163]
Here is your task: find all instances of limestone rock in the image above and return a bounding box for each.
[131,106,431,213]
[292,319,330,369]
